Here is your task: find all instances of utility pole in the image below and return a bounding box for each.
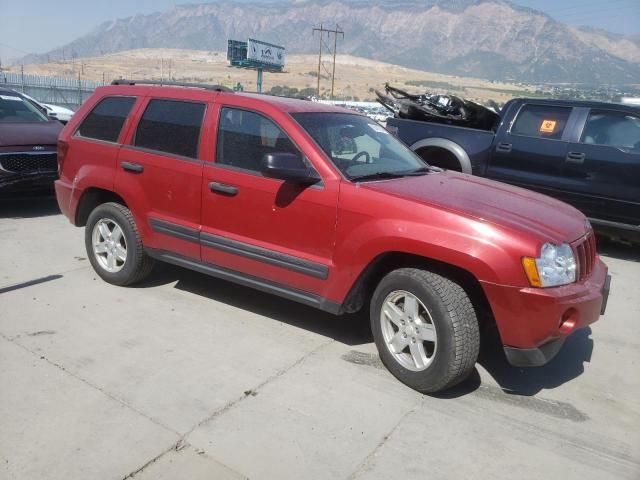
[313,23,323,98]
[312,24,344,100]
[330,24,343,100]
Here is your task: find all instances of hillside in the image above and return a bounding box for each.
[9,48,534,103]
[15,0,640,84]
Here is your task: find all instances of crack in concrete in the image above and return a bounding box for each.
[121,338,334,479]
[0,333,181,438]
[184,338,335,437]
[121,441,182,480]
[348,398,423,479]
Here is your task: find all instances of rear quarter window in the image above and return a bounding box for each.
[510,104,571,140]
[134,99,205,159]
[76,96,136,142]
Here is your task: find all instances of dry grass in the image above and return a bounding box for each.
[8,48,535,103]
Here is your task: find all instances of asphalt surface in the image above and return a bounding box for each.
[1,197,639,480]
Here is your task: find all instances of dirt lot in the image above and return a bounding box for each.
[1,197,639,480]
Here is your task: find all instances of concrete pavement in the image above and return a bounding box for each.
[1,197,639,479]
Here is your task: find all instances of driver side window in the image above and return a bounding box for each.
[580,109,640,151]
[216,107,301,172]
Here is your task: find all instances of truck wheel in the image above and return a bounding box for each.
[370,268,479,393]
[85,202,154,286]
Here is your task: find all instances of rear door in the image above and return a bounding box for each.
[565,108,640,225]
[487,103,575,205]
[69,95,139,193]
[115,97,207,259]
[199,104,340,299]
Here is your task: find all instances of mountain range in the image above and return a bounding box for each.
[17,0,640,84]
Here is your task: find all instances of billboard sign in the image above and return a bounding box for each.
[247,38,285,69]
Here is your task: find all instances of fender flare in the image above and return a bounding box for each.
[410,138,472,174]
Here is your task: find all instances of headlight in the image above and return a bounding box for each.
[522,243,576,287]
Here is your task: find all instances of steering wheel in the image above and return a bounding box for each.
[352,151,371,163]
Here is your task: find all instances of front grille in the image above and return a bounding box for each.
[0,153,58,173]
[574,231,597,281]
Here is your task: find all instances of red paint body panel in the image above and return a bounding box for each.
[56,84,609,359]
[200,98,339,295]
[481,259,607,348]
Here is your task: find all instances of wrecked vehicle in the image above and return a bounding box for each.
[0,88,63,196]
[385,88,640,243]
[376,83,499,130]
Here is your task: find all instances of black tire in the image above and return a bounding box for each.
[370,268,479,393]
[85,202,154,286]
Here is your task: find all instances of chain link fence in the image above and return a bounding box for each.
[0,71,105,111]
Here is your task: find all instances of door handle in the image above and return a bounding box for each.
[566,152,586,164]
[496,142,512,153]
[121,161,144,173]
[209,181,238,196]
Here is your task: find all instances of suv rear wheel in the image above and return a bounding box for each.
[370,268,479,393]
[85,202,154,286]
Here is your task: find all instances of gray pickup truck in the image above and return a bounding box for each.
[386,98,640,242]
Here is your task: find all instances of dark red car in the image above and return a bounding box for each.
[0,88,63,196]
[55,80,610,393]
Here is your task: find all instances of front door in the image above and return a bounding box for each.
[200,105,339,298]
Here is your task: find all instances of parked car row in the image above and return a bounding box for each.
[0,88,64,196]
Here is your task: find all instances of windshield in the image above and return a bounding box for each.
[0,93,49,123]
[292,112,430,181]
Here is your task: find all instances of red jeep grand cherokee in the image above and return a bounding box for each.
[55,80,610,393]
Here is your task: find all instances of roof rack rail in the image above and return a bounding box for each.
[111,79,233,92]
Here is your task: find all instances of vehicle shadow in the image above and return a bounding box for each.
[0,195,60,219]
[135,263,594,396]
[596,237,639,262]
[442,327,594,398]
[135,262,373,347]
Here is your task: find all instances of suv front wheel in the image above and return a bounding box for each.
[371,268,480,393]
[85,202,154,286]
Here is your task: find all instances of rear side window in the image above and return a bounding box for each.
[581,110,640,151]
[134,99,205,159]
[216,107,300,172]
[511,104,571,140]
[77,96,136,142]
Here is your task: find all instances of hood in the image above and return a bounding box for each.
[363,171,588,243]
[0,121,63,147]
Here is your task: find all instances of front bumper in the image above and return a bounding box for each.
[0,150,59,196]
[482,259,610,367]
[0,171,58,196]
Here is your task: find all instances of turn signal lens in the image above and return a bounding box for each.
[522,257,542,287]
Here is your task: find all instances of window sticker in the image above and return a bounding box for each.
[0,95,22,101]
[539,119,557,133]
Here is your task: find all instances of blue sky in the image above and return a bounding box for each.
[0,0,638,62]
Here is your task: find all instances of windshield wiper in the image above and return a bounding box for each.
[350,171,409,182]
[402,167,432,175]
[350,167,432,182]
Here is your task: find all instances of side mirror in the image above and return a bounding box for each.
[261,153,321,185]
